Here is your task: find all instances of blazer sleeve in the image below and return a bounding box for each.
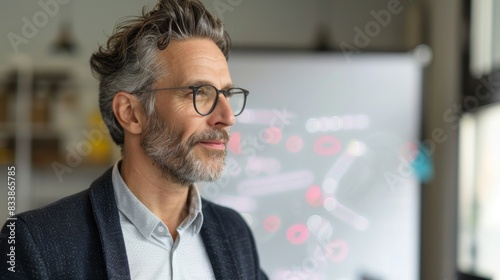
[0,217,49,280]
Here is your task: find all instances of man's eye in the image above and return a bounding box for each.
[195,86,215,99]
[195,89,207,97]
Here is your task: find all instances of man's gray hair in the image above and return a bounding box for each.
[90,0,231,146]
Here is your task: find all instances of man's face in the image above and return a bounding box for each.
[140,39,236,185]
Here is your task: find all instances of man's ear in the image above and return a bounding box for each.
[112,92,145,135]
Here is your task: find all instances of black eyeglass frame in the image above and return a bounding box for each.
[146,85,249,116]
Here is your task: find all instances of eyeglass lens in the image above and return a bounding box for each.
[194,85,246,116]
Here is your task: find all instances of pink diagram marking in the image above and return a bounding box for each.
[286,135,303,153]
[264,126,282,144]
[263,215,281,232]
[286,224,309,245]
[401,141,419,162]
[314,135,342,156]
[324,239,349,263]
[306,185,323,207]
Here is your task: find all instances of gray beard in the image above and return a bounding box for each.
[140,110,229,186]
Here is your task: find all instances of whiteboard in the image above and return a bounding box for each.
[200,51,422,280]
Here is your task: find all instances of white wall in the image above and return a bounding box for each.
[0,0,420,65]
[202,0,414,50]
[0,0,155,65]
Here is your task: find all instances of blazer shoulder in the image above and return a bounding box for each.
[16,166,113,226]
[16,188,91,226]
[0,168,116,279]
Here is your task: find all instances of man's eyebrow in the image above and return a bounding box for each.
[185,80,234,89]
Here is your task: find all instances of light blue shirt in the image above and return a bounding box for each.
[111,161,215,280]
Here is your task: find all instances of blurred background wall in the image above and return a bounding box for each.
[1,0,499,279]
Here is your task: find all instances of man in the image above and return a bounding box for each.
[0,0,267,279]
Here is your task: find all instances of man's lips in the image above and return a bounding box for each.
[198,140,227,150]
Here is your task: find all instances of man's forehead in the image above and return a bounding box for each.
[161,39,226,63]
[157,39,231,86]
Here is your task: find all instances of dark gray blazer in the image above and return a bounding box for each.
[0,168,268,280]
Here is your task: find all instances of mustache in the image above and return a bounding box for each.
[186,129,230,148]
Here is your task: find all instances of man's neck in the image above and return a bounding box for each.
[119,154,190,241]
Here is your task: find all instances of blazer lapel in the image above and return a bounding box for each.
[200,201,241,280]
[89,168,131,280]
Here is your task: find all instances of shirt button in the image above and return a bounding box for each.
[157,226,165,233]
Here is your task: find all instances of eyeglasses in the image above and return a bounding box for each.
[149,85,249,116]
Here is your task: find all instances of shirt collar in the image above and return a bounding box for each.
[111,160,204,239]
